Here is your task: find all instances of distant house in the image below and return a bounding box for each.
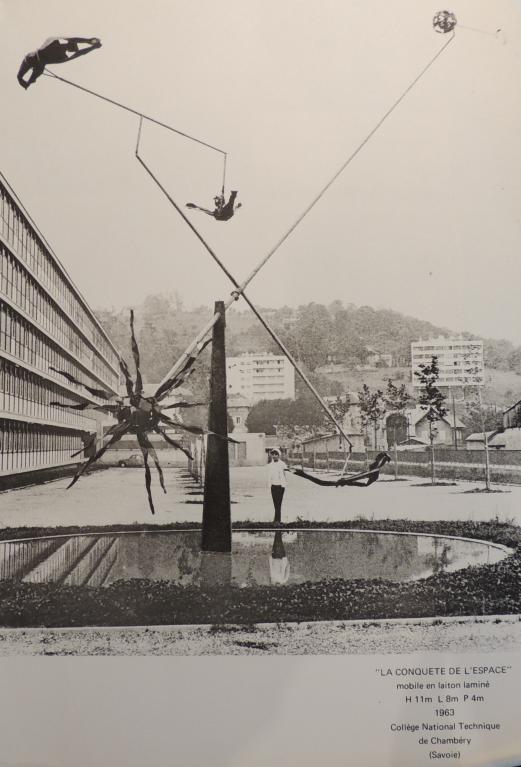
[228,393,251,434]
[325,352,348,365]
[465,431,502,451]
[488,428,521,450]
[364,347,393,368]
[405,406,465,447]
[503,399,521,430]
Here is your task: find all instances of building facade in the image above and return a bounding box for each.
[405,406,465,447]
[411,336,484,389]
[0,174,120,480]
[503,399,521,430]
[227,393,251,434]
[226,352,295,403]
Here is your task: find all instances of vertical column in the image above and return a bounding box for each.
[201,301,231,552]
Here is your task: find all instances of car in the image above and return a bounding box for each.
[117,453,142,468]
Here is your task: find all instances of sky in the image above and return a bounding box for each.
[1,0,521,343]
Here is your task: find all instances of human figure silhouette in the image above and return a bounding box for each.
[186,191,241,221]
[17,36,102,89]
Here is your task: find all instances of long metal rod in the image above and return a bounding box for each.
[44,69,227,156]
[210,32,456,304]
[135,132,353,449]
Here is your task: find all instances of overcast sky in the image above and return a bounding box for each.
[1,0,521,343]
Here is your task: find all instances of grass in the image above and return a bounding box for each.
[0,519,519,628]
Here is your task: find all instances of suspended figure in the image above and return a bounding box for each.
[17,36,102,89]
[291,452,391,488]
[186,190,242,221]
[432,11,457,34]
[49,310,230,514]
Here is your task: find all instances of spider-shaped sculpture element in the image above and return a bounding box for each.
[50,310,221,513]
[433,10,457,34]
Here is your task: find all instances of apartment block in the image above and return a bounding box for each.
[226,353,295,403]
[411,336,484,388]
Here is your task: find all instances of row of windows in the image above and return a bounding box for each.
[0,302,112,401]
[1,244,118,390]
[413,352,483,363]
[0,183,119,371]
[229,358,285,366]
[0,359,96,430]
[412,345,483,353]
[0,419,84,474]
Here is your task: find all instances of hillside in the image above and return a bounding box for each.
[315,364,521,409]
[95,295,521,408]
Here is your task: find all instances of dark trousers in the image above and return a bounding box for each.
[271,484,285,522]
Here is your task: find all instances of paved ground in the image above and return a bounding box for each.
[1,616,520,656]
[0,466,520,656]
[0,465,520,529]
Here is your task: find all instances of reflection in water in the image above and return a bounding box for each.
[0,536,119,586]
[0,530,508,588]
[424,538,452,574]
[199,551,232,587]
[269,531,291,585]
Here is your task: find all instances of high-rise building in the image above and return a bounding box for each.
[0,173,120,482]
[226,353,295,403]
[411,336,484,388]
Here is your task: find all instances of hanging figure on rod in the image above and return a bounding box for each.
[186,190,242,221]
[17,36,102,89]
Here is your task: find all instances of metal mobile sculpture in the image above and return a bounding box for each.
[50,310,217,513]
[21,12,467,506]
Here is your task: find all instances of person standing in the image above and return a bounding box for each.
[267,449,289,523]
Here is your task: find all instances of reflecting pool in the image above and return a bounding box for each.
[0,529,509,588]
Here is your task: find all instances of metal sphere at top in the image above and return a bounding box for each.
[433,10,457,34]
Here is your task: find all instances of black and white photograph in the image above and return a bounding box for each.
[1,1,521,765]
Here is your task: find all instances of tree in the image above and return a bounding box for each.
[463,402,502,435]
[293,303,334,370]
[245,396,325,439]
[329,393,351,424]
[414,356,447,485]
[357,384,386,453]
[245,399,293,435]
[384,379,411,479]
[507,347,521,375]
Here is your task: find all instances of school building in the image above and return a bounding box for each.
[0,173,120,483]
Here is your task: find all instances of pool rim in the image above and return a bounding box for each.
[0,526,512,556]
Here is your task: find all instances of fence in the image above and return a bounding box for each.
[188,436,206,485]
[287,449,521,485]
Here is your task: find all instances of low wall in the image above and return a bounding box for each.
[288,449,521,485]
[0,462,85,491]
[99,447,188,469]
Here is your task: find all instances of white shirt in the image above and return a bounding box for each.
[269,556,291,584]
[268,459,287,487]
